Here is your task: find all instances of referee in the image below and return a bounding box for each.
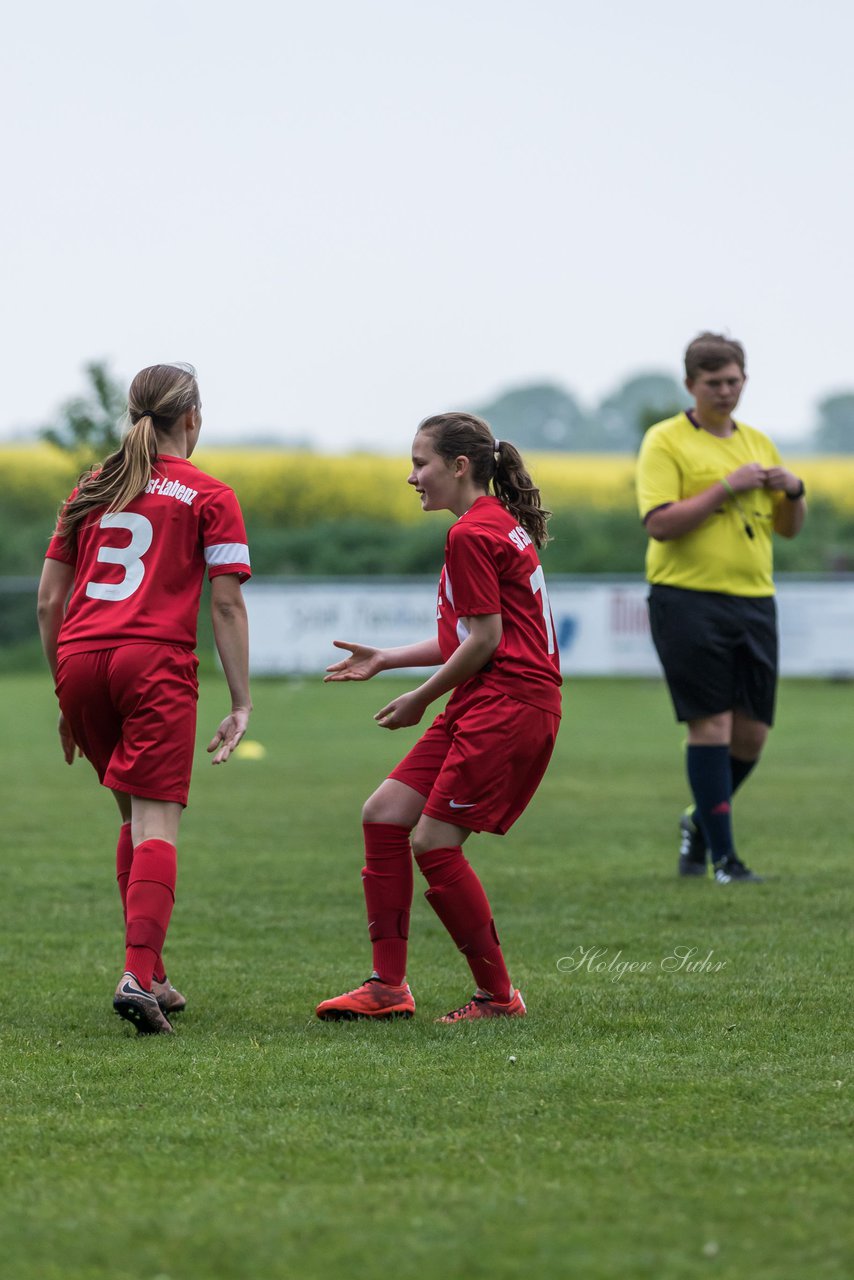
[636,333,806,882]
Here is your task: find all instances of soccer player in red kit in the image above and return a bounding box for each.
[37,364,252,1035]
[316,412,561,1023]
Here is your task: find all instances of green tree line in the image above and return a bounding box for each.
[35,362,854,459]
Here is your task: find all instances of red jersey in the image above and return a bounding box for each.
[45,454,251,654]
[437,496,561,716]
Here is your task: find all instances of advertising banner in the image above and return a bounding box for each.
[245,579,854,679]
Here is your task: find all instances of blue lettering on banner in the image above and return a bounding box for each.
[555,615,578,651]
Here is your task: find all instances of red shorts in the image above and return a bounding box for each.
[55,643,199,806]
[389,691,559,835]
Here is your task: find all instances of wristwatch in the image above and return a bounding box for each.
[785,480,805,500]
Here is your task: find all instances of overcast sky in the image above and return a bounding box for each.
[2,1,851,451]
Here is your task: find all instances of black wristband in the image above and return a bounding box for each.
[785,480,805,500]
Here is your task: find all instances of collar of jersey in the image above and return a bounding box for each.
[459,494,499,521]
[685,409,739,434]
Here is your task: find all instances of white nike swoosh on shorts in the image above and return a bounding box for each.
[449,800,477,809]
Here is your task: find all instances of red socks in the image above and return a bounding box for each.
[116,824,168,985]
[362,823,413,986]
[360,829,513,1001]
[125,838,176,991]
[415,846,512,1002]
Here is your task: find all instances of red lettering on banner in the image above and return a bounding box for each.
[610,592,650,636]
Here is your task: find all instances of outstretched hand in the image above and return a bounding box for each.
[324,640,385,682]
[207,708,251,765]
[58,712,82,765]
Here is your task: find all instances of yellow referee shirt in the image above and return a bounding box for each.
[636,412,784,596]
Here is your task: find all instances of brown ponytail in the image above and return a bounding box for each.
[57,363,199,547]
[418,411,552,547]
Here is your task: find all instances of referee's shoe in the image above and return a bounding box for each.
[713,857,764,884]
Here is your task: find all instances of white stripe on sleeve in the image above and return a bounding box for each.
[204,542,251,566]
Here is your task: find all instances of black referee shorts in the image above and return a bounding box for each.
[647,584,778,725]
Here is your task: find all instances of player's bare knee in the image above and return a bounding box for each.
[732,720,768,760]
[361,789,405,825]
[361,792,385,824]
[687,712,731,745]
[410,824,433,858]
[411,820,454,858]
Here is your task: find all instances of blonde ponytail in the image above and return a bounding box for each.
[110,415,159,511]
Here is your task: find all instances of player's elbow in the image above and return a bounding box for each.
[644,517,671,542]
[643,503,676,542]
[212,598,246,625]
[36,591,64,625]
[478,641,501,667]
[774,511,805,540]
[210,575,247,623]
[469,618,502,659]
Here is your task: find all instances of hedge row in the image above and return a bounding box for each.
[5,502,851,582]
[2,445,852,577]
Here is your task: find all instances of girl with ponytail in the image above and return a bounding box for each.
[316,412,561,1025]
[37,364,253,1035]
[57,365,199,547]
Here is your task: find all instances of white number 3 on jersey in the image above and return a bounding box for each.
[85,513,154,602]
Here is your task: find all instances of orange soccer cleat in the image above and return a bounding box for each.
[316,976,415,1021]
[436,987,527,1024]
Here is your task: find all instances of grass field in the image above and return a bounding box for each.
[1,673,851,1280]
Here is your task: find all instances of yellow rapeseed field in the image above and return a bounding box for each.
[194,450,854,521]
[195,450,422,526]
[3,444,853,524]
